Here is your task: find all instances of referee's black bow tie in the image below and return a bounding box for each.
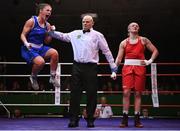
[83,29,90,33]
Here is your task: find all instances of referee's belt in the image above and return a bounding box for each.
[73,60,97,65]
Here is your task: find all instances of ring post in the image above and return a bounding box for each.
[151,63,159,107]
[55,63,61,105]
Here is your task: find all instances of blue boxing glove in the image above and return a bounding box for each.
[110,65,118,80]
[111,66,118,73]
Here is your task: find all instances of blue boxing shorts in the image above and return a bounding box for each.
[21,45,51,64]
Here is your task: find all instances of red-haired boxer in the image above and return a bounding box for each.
[115,22,159,128]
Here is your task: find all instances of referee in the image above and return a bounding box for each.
[49,15,117,128]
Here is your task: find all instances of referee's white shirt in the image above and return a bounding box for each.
[53,28,116,69]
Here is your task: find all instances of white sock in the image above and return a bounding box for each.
[135,111,140,115]
[123,111,128,114]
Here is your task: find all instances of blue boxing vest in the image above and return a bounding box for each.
[27,16,47,45]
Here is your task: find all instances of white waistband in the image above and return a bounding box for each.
[30,43,43,48]
[124,59,144,66]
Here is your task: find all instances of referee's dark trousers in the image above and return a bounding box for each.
[69,61,98,123]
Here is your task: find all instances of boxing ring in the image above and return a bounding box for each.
[0,62,180,130]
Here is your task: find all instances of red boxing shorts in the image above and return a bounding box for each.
[122,65,146,91]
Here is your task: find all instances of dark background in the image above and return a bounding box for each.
[0,0,180,62]
[0,1,179,117]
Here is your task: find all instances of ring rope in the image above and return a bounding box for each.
[1,104,180,108]
[1,74,180,77]
[0,90,180,94]
[1,62,180,65]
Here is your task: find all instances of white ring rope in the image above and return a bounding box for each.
[0,90,121,94]
[1,104,85,107]
[0,62,71,65]
[0,90,180,94]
